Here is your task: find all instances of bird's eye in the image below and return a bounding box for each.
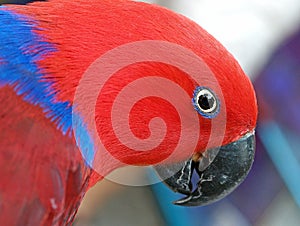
[192,87,220,118]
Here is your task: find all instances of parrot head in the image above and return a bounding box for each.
[73,1,257,206]
[11,0,257,206]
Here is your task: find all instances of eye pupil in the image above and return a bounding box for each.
[198,94,214,110]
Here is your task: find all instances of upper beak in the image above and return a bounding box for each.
[154,132,255,206]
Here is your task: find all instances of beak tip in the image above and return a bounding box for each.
[172,196,193,206]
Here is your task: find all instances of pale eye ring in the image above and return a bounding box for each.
[192,86,220,118]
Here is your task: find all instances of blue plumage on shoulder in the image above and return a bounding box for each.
[0,7,72,135]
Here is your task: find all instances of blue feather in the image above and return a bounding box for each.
[0,7,72,134]
[0,7,96,164]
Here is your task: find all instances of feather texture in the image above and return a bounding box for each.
[0,86,92,225]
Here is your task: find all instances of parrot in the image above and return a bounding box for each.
[0,0,257,225]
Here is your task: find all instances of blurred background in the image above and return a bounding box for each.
[2,0,300,225]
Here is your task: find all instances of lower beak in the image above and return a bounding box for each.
[154,132,255,206]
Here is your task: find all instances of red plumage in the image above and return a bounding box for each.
[0,0,257,225]
[0,87,92,225]
[11,0,256,161]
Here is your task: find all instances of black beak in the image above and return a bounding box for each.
[154,132,255,206]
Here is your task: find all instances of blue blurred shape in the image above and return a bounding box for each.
[258,121,300,207]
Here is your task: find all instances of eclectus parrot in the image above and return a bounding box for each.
[0,0,257,225]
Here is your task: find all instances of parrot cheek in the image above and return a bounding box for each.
[154,131,255,206]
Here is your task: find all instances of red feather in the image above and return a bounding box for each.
[0,86,95,225]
